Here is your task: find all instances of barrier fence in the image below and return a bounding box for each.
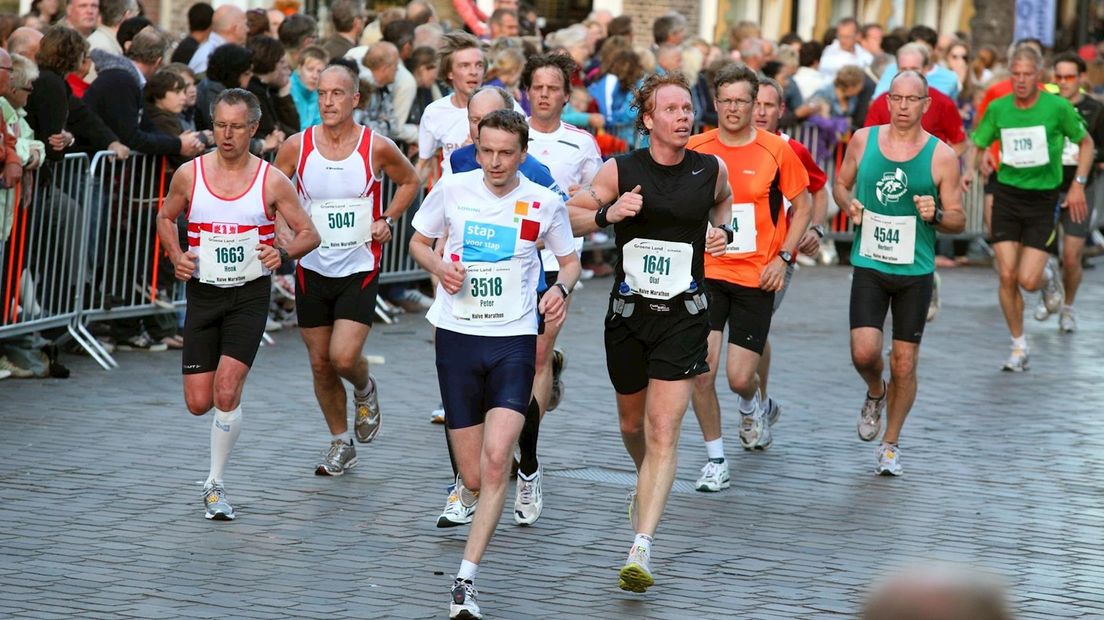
[0,124,993,371]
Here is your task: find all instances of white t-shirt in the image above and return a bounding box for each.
[527,120,602,265]
[412,170,575,336]
[418,94,526,177]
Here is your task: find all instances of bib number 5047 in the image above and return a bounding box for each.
[215,246,246,264]
[873,226,900,244]
[470,276,503,298]
[327,212,355,229]
[641,254,671,276]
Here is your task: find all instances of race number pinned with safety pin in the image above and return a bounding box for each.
[622,238,694,299]
[310,197,374,249]
[452,260,525,322]
[199,225,262,285]
[859,210,916,265]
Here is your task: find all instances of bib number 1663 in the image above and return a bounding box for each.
[641,254,671,276]
[215,246,246,264]
[470,276,503,298]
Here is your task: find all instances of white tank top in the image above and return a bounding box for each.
[187,153,275,287]
[295,125,383,277]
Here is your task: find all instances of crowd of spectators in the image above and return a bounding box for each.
[2,0,1104,379]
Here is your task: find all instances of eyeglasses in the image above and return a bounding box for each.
[886,94,928,105]
[715,97,753,109]
[212,121,251,132]
[1054,74,1079,83]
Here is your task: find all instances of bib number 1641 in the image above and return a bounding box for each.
[641,254,671,276]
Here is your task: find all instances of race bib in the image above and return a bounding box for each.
[727,203,757,254]
[452,260,525,322]
[1000,126,1049,168]
[622,238,694,299]
[199,227,262,285]
[859,211,917,265]
[1061,137,1079,166]
[310,198,373,250]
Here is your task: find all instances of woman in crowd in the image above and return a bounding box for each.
[194,43,254,131]
[290,44,326,130]
[161,63,202,133]
[246,35,298,143]
[587,45,642,148]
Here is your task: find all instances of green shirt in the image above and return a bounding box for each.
[971,90,1086,190]
[851,126,939,276]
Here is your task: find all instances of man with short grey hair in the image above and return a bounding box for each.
[321,0,365,60]
[189,5,248,76]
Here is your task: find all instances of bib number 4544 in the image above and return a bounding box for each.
[872,226,900,245]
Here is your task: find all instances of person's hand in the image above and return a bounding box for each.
[370,218,392,243]
[108,141,130,160]
[262,130,285,152]
[848,198,864,226]
[606,184,643,223]
[1064,183,1088,223]
[798,230,821,256]
[913,195,938,223]
[538,285,567,327]
[980,150,995,176]
[705,226,728,256]
[2,161,21,188]
[26,151,42,170]
[589,113,605,130]
[760,256,787,291]
[179,131,204,156]
[174,250,197,280]
[962,168,975,193]
[567,184,581,196]
[439,260,466,295]
[257,244,281,270]
[47,130,73,152]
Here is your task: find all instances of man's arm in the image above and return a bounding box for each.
[566,158,623,236]
[1066,132,1095,222]
[157,163,198,281]
[264,166,320,269]
[928,142,966,234]
[271,133,303,248]
[372,134,419,243]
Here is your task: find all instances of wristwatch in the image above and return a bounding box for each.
[812,224,825,238]
[931,206,944,225]
[778,250,794,265]
[383,215,394,230]
[1074,175,1088,185]
[277,247,290,265]
[717,223,735,244]
[553,282,571,299]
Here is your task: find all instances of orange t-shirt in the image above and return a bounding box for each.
[688,128,809,288]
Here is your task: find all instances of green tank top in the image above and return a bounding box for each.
[850,126,939,276]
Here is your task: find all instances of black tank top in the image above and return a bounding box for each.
[613,147,719,291]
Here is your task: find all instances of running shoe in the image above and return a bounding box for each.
[430,404,445,424]
[618,544,655,593]
[739,410,772,450]
[513,465,543,525]
[1043,257,1064,314]
[449,578,482,619]
[315,440,358,476]
[1060,307,1077,333]
[116,333,168,352]
[1033,295,1051,321]
[762,396,782,427]
[203,483,235,520]
[694,459,730,492]
[548,348,566,411]
[0,356,33,378]
[927,271,941,322]
[398,288,434,312]
[1002,346,1029,372]
[875,443,903,476]
[437,479,477,528]
[857,381,887,442]
[354,377,381,443]
[626,489,638,531]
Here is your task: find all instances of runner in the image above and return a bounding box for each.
[751,77,827,407]
[409,109,580,619]
[1030,52,1104,333]
[834,70,964,475]
[273,65,419,476]
[155,88,320,519]
[686,64,811,492]
[567,72,732,592]
[966,44,1093,371]
[415,31,485,183]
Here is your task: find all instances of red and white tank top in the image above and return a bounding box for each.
[295,125,383,277]
[187,153,275,287]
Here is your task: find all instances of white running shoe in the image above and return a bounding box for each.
[1001,346,1029,372]
[761,396,782,427]
[449,578,482,619]
[857,381,886,442]
[739,409,772,450]
[618,543,655,593]
[1060,307,1077,333]
[695,459,730,492]
[513,466,543,525]
[1033,296,1051,321]
[1043,257,1064,314]
[875,443,903,476]
[437,478,477,528]
[430,404,445,424]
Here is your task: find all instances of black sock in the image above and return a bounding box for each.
[517,397,541,476]
[445,425,459,477]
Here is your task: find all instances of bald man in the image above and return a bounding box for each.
[189,5,248,76]
[358,42,404,141]
[6,27,43,60]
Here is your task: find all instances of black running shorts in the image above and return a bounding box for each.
[849,267,933,343]
[604,299,710,394]
[705,279,775,354]
[991,181,1059,251]
[182,276,271,374]
[295,265,379,328]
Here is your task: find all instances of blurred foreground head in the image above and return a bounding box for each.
[862,565,1012,620]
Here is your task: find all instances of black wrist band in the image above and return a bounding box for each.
[554,282,570,298]
[595,206,610,228]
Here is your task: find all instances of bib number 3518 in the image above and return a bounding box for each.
[469,276,503,298]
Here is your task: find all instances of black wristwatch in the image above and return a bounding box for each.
[812,224,825,238]
[553,282,571,299]
[931,206,944,226]
[778,250,794,265]
[277,247,290,265]
[717,223,734,244]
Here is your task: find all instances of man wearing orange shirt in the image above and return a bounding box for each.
[687,64,811,492]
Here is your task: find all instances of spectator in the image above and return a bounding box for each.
[2,52,39,174]
[279,13,318,68]
[945,40,973,101]
[809,64,869,132]
[545,23,591,87]
[88,0,137,57]
[59,0,98,38]
[266,8,284,39]
[484,46,525,111]
[354,41,400,136]
[170,3,213,65]
[727,19,760,54]
[141,69,188,153]
[189,5,247,76]
[321,0,364,61]
[245,9,270,40]
[819,17,873,78]
[26,26,128,162]
[860,23,884,57]
[246,35,298,140]
[413,22,443,51]
[379,18,418,146]
[194,43,254,132]
[290,45,326,130]
[84,25,204,157]
[587,47,642,147]
[793,40,829,101]
[655,44,681,76]
[873,26,960,99]
[404,44,440,131]
[487,9,518,40]
[739,37,769,74]
[607,15,632,39]
[161,62,202,133]
[406,0,435,26]
[653,13,687,47]
[779,32,803,52]
[8,27,44,60]
[29,0,61,26]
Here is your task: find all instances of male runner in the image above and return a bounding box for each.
[1031,52,1104,332]
[834,71,965,475]
[410,109,580,620]
[416,31,485,183]
[274,65,418,476]
[156,89,320,519]
[967,44,1093,371]
[567,72,732,592]
[752,77,827,406]
[687,64,811,492]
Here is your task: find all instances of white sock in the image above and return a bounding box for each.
[1011,335,1027,350]
[206,406,241,486]
[737,393,759,414]
[632,533,653,556]
[1061,304,1073,312]
[704,437,725,461]
[457,559,478,582]
[354,375,374,399]
[332,431,352,444]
